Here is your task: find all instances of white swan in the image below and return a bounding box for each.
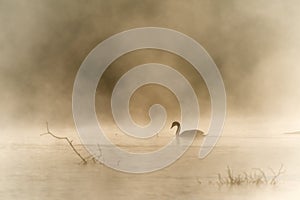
[170,121,205,139]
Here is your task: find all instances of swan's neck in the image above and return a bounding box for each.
[171,121,181,136]
[175,124,181,136]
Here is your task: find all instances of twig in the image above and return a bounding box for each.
[40,122,87,164]
[269,164,285,185]
[253,168,268,184]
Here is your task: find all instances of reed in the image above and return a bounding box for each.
[216,165,285,186]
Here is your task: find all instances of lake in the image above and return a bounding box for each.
[1,119,300,199]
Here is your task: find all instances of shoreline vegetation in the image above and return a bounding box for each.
[216,165,285,186]
[197,165,285,187]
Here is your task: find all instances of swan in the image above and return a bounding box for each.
[170,121,205,139]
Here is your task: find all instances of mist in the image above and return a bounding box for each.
[1,0,300,130]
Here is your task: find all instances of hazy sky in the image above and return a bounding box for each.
[1,0,300,129]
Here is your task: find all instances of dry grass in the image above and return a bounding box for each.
[216,165,285,186]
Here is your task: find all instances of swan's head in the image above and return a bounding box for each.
[171,121,180,129]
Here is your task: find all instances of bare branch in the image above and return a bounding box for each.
[40,122,87,164]
[269,164,285,185]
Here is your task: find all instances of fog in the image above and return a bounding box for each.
[2,2,300,200]
[1,0,300,130]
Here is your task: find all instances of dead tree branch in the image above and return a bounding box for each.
[40,122,87,164]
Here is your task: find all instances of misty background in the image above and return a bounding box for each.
[2,2,300,199]
[1,0,300,133]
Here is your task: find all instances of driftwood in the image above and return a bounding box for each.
[40,122,87,164]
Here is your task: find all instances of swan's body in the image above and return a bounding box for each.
[171,121,205,138]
